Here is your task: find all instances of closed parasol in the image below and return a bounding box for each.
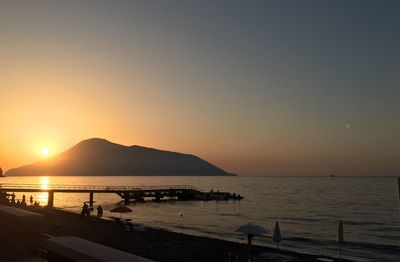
[337,220,344,261]
[272,221,282,250]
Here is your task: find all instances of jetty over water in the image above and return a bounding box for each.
[0,183,243,207]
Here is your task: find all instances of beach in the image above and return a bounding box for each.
[0,205,350,262]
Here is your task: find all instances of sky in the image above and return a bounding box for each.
[0,0,399,176]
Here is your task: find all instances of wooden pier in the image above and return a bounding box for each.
[0,183,243,207]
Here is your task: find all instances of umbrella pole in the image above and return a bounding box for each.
[247,234,253,258]
[339,242,341,262]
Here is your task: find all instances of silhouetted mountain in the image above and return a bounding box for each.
[5,138,235,176]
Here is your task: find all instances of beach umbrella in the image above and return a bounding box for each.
[337,220,344,261]
[235,223,268,235]
[272,221,282,250]
[111,205,132,219]
[235,223,267,256]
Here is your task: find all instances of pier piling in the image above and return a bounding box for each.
[89,192,94,207]
[47,191,54,208]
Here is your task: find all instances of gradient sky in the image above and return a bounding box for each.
[1,1,399,176]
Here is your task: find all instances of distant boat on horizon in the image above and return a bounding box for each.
[330,174,336,177]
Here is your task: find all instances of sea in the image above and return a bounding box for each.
[1,176,399,261]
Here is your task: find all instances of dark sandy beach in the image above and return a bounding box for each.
[0,206,351,262]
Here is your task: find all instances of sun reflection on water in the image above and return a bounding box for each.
[36,192,48,205]
[40,176,50,190]
[38,176,50,204]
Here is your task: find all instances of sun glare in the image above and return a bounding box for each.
[41,147,50,155]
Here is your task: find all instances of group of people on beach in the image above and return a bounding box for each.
[0,192,41,207]
[81,202,103,218]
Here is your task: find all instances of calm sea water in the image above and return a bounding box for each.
[1,176,399,261]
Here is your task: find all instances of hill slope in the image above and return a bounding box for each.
[5,138,235,176]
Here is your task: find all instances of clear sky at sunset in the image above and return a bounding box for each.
[1,1,399,176]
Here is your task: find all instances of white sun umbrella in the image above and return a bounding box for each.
[235,223,267,255]
[272,221,282,250]
[337,220,344,261]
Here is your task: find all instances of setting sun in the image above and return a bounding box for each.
[41,147,50,155]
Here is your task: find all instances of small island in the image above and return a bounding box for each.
[5,138,236,177]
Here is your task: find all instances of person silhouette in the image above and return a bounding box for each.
[30,195,33,206]
[22,194,26,205]
[11,193,15,205]
[97,205,103,217]
[81,203,88,216]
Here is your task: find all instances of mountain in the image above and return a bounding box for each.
[5,138,236,176]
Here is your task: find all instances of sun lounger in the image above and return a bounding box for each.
[0,204,43,218]
[259,252,297,262]
[44,236,154,262]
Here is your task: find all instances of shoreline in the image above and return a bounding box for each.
[0,205,352,262]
